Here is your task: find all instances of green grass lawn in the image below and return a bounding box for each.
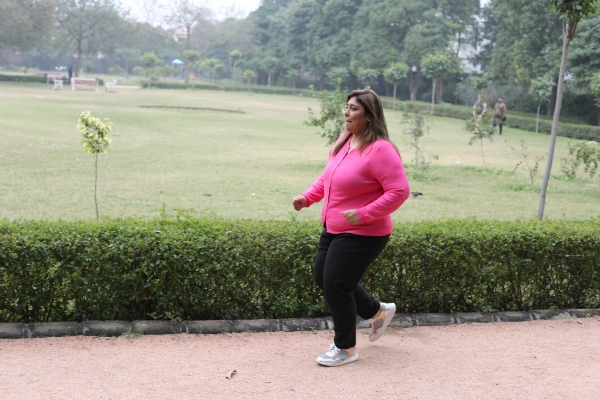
[1,81,598,222]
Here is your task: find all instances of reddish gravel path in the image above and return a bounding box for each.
[1,317,599,399]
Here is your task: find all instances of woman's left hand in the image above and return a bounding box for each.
[341,209,360,225]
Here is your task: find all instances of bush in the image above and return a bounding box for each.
[147,80,319,97]
[0,73,47,83]
[1,218,599,323]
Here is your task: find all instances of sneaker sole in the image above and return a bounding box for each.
[316,352,359,367]
[368,303,396,342]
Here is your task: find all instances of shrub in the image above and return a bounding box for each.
[0,73,47,83]
[1,218,599,323]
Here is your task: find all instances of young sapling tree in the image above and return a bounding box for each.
[77,111,112,220]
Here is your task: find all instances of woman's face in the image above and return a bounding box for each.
[344,97,369,135]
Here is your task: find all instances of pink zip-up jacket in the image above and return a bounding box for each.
[302,138,410,236]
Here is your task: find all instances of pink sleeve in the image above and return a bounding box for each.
[302,175,324,207]
[356,143,410,223]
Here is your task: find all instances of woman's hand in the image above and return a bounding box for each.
[292,195,307,211]
[341,209,360,225]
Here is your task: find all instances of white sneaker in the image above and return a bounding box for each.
[316,344,358,367]
[368,302,396,342]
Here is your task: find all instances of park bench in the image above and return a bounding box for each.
[52,77,63,90]
[71,77,98,92]
[105,79,117,93]
[45,73,64,84]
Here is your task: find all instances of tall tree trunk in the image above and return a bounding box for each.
[536,102,541,133]
[319,76,324,91]
[436,80,443,103]
[538,21,571,221]
[268,72,272,87]
[430,80,436,115]
[408,68,420,101]
[75,36,83,78]
[392,84,397,110]
[596,106,600,126]
[546,76,559,116]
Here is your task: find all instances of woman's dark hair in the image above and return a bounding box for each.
[332,88,398,156]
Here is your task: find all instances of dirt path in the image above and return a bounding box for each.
[1,317,599,399]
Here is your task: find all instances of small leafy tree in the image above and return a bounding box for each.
[357,68,379,89]
[383,62,410,110]
[243,69,255,91]
[560,140,600,180]
[77,111,112,220]
[83,61,94,76]
[399,103,438,175]
[262,56,279,87]
[327,67,349,85]
[465,99,494,169]
[229,49,242,86]
[305,78,348,145]
[421,53,456,114]
[590,71,600,125]
[286,69,299,94]
[507,138,545,185]
[140,51,161,88]
[528,77,555,133]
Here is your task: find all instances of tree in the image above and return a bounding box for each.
[400,103,437,174]
[140,51,160,88]
[327,67,349,86]
[305,78,348,145]
[77,111,112,220]
[528,77,556,133]
[286,69,299,94]
[357,68,379,89]
[466,96,494,168]
[262,56,279,87]
[55,0,122,77]
[421,52,458,114]
[229,49,242,86]
[0,0,54,51]
[243,69,255,90]
[487,0,563,116]
[590,71,600,125]
[537,0,598,221]
[570,13,600,125]
[383,62,410,110]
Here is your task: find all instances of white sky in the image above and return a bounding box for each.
[120,0,262,21]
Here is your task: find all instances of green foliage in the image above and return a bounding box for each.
[470,76,489,93]
[83,61,94,74]
[383,63,410,86]
[590,71,600,108]
[1,218,599,323]
[507,138,545,185]
[140,51,160,69]
[0,73,46,83]
[466,99,495,168]
[421,52,458,80]
[528,77,556,104]
[326,67,349,85]
[560,140,600,179]
[243,69,256,85]
[399,103,438,175]
[184,50,200,64]
[305,78,348,145]
[132,66,144,77]
[357,68,379,88]
[77,112,112,154]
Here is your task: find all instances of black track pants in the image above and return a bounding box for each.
[314,228,390,349]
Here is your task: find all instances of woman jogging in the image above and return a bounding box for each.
[292,88,410,367]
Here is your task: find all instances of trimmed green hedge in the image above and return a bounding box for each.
[150,81,318,97]
[0,74,105,86]
[0,74,47,83]
[397,101,600,141]
[1,218,599,323]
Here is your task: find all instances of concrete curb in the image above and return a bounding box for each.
[1,309,599,339]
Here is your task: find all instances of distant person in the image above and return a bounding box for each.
[472,94,487,118]
[292,89,410,367]
[68,65,73,84]
[493,97,507,135]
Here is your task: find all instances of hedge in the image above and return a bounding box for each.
[0,74,47,83]
[149,81,318,97]
[1,218,599,323]
[0,74,105,86]
[400,101,600,141]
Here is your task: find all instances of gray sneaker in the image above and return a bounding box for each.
[368,302,396,342]
[316,345,358,367]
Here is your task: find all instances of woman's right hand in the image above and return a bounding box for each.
[292,195,307,211]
